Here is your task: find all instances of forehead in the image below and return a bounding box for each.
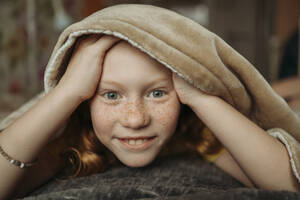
[101,41,171,81]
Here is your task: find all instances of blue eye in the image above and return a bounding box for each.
[150,90,165,98]
[103,92,120,100]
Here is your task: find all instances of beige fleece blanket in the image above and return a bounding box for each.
[1,4,300,182]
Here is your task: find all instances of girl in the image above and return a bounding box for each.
[0,4,300,199]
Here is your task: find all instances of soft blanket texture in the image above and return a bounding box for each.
[1,3,300,194]
[21,154,300,200]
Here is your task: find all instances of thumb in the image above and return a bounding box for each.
[172,73,192,91]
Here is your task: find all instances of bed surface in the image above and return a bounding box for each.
[21,153,300,200]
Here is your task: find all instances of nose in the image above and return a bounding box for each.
[120,100,150,129]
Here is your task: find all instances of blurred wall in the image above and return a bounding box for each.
[208,0,274,81]
[276,0,300,44]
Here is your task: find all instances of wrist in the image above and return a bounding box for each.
[189,94,222,110]
[53,83,85,106]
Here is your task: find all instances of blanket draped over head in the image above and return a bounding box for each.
[1,4,300,182]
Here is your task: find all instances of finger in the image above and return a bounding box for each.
[74,34,102,50]
[172,73,185,86]
[172,73,196,92]
[172,73,179,81]
[92,35,121,53]
[83,34,103,45]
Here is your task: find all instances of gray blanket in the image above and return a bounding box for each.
[22,154,300,200]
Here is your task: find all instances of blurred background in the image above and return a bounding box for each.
[0,0,300,120]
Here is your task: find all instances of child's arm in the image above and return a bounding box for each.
[0,35,120,199]
[172,74,300,192]
[0,75,81,199]
[213,148,255,188]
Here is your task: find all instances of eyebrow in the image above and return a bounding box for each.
[100,80,125,89]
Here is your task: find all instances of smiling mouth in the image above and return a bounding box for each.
[117,136,157,151]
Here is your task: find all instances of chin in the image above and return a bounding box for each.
[116,152,158,168]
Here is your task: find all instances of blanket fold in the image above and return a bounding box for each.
[1,4,300,183]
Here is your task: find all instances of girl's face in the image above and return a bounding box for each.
[89,41,180,167]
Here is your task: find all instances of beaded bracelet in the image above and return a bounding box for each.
[0,145,38,169]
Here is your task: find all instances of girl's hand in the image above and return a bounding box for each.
[57,35,120,103]
[172,73,215,107]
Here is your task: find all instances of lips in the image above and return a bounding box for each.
[117,136,157,151]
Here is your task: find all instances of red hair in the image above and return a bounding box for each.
[48,102,223,178]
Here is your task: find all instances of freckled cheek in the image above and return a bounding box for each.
[89,101,120,140]
[151,99,180,131]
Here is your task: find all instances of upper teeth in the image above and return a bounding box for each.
[126,139,149,145]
